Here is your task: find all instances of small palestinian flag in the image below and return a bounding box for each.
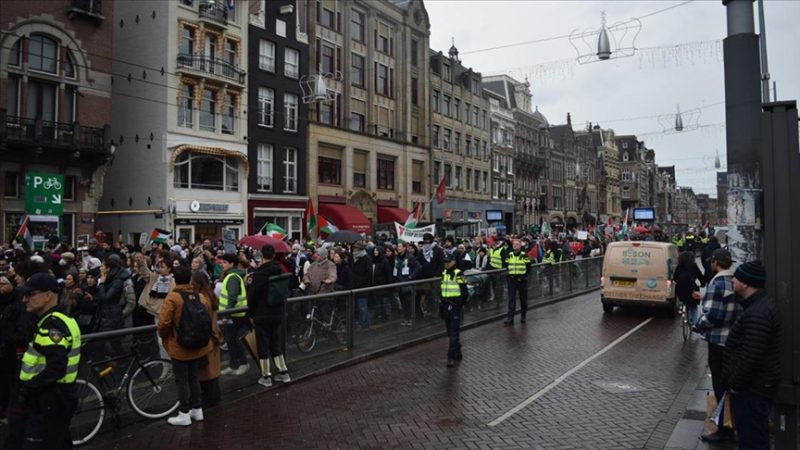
[262,223,287,240]
[319,216,339,236]
[404,203,421,229]
[149,228,171,244]
[15,216,33,252]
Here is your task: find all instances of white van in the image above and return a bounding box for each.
[600,241,679,315]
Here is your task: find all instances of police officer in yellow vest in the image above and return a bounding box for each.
[5,273,80,450]
[504,239,531,326]
[440,254,467,368]
[218,253,250,376]
[487,239,506,302]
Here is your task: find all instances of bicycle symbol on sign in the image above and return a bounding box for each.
[43,177,62,190]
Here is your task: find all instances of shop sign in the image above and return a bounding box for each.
[175,218,243,225]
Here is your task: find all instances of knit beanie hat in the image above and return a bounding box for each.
[734,260,766,289]
[315,247,329,259]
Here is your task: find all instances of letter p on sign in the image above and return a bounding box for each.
[33,176,43,188]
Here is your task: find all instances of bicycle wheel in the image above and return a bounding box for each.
[680,306,691,342]
[127,359,179,419]
[296,324,316,353]
[333,318,347,346]
[71,379,105,446]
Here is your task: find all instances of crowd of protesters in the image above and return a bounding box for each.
[0,223,724,430]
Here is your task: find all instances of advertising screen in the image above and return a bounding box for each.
[633,208,656,221]
[485,210,503,222]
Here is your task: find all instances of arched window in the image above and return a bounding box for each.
[8,39,21,67]
[65,50,76,79]
[28,34,58,73]
[174,151,239,191]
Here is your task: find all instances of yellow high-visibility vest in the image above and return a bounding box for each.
[543,250,557,265]
[441,269,464,298]
[507,252,529,276]
[220,272,247,318]
[20,311,81,384]
[490,248,504,269]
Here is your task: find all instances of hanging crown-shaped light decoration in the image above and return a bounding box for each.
[569,11,641,65]
[299,65,343,104]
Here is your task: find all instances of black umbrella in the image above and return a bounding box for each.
[324,230,363,243]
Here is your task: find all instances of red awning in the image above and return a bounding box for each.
[377,206,408,224]
[319,203,372,235]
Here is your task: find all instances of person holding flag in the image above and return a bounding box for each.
[14,216,33,254]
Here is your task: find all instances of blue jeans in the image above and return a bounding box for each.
[223,318,250,368]
[731,391,772,450]
[356,296,370,326]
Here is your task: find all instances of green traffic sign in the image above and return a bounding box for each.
[25,172,65,215]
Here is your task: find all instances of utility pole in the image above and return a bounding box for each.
[722,0,762,263]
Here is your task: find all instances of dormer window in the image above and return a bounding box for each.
[623,152,629,162]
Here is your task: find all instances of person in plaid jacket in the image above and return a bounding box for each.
[692,248,741,443]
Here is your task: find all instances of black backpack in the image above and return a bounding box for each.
[176,291,212,349]
[267,273,293,307]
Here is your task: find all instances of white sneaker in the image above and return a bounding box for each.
[167,411,192,426]
[274,372,291,383]
[232,363,250,376]
[257,376,272,387]
[189,408,204,422]
[220,367,236,375]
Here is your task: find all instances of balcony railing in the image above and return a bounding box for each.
[68,0,104,22]
[198,0,228,25]
[2,114,107,153]
[177,54,245,84]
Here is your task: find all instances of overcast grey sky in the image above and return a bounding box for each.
[425,0,800,196]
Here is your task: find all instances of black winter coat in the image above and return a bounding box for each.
[418,245,445,279]
[247,260,285,324]
[722,290,781,400]
[673,263,705,303]
[369,253,393,286]
[94,267,127,331]
[351,253,372,289]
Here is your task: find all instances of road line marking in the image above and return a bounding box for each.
[487,317,654,427]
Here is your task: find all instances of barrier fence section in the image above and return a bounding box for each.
[72,257,602,443]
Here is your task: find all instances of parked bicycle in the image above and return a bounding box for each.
[678,303,693,342]
[295,300,347,353]
[71,338,178,446]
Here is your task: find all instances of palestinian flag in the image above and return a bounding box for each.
[319,216,339,235]
[262,223,287,240]
[404,203,421,229]
[15,215,33,252]
[149,228,171,244]
[305,198,317,239]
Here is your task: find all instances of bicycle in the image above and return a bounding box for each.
[678,302,693,342]
[71,338,179,446]
[295,300,347,353]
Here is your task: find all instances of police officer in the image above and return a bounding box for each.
[5,272,81,450]
[440,254,467,368]
[487,239,506,302]
[504,239,530,326]
[218,253,250,375]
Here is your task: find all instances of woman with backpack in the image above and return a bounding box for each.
[158,266,214,426]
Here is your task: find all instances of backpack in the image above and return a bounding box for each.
[176,291,212,349]
[267,273,292,307]
[121,278,136,318]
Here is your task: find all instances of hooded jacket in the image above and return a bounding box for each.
[94,266,129,331]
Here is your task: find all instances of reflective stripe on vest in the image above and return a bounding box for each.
[490,248,503,269]
[441,269,463,298]
[220,272,247,317]
[543,250,556,265]
[507,253,528,275]
[20,311,81,384]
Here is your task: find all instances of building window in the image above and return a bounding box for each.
[443,128,451,151]
[353,150,367,188]
[432,90,440,113]
[412,160,424,194]
[285,48,300,78]
[493,153,500,172]
[63,176,76,201]
[493,179,499,199]
[259,39,275,72]
[377,30,391,54]
[466,168,472,191]
[26,80,57,121]
[200,88,216,132]
[258,87,274,127]
[465,136,472,157]
[64,51,76,79]
[350,112,365,132]
[434,161,441,184]
[283,93,298,131]
[454,132,461,155]
[454,98,460,120]
[444,163,452,187]
[174,152,239,191]
[64,86,76,124]
[284,147,297,193]
[318,157,341,185]
[320,6,336,29]
[4,173,20,198]
[433,125,440,148]
[455,166,462,190]
[483,171,489,193]
[5,76,20,116]
[321,43,335,74]
[475,170,481,194]
[351,9,364,42]
[410,38,418,67]
[472,78,481,95]
[483,141,489,160]
[443,63,451,82]
[319,94,336,125]
[257,143,273,191]
[351,53,364,87]
[225,40,237,67]
[377,157,395,190]
[28,34,58,74]
[443,95,451,117]
[377,63,389,96]
[507,181,513,200]
[472,106,479,127]
[8,39,21,67]
[411,77,418,106]
[222,93,236,134]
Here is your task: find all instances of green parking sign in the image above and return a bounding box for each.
[25,172,65,215]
